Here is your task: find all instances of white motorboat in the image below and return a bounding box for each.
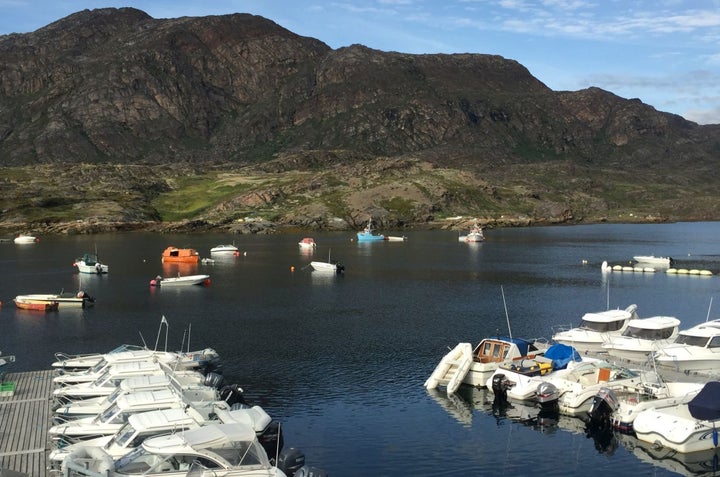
[52,345,221,373]
[14,291,94,308]
[633,381,720,453]
[530,360,666,417]
[633,255,673,267]
[310,249,344,273]
[60,423,301,477]
[50,402,275,470]
[53,371,222,421]
[13,233,38,244]
[551,304,638,353]
[49,390,243,448]
[601,315,681,361]
[587,381,704,434]
[458,220,484,242]
[210,243,239,255]
[653,319,720,373]
[52,361,198,403]
[73,252,109,274]
[53,349,205,386]
[425,336,550,394]
[149,274,210,287]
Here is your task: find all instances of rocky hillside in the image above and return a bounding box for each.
[1,8,719,234]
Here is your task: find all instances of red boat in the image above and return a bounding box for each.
[14,297,59,311]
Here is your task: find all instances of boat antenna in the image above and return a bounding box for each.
[180,328,187,353]
[706,297,714,322]
[606,274,611,310]
[154,316,169,351]
[187,323,192,352]
[501,285,512,339]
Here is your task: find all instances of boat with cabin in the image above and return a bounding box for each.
[73,252,109,274]
[552,304,638,353]
[458,220,485,242]
[356,219,385,242]
[600,315,681,361]
[633,255,673,267]
[161,246,199,263]
[298,237,316,249]
[652,319,720,373]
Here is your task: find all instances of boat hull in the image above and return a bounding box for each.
[14,298,58,311]
[15,294,92,308]
[151,275,211,286]
[75,261,109,274]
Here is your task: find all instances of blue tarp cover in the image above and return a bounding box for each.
[544,343,581,370]
[688,381,720,421]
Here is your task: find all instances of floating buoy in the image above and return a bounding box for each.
[243,251,247,256]
[290,266,295,272]
[700,270,713,276]
[667,268,677,274]
[677,268,689,274]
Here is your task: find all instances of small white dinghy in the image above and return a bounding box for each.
[424,343,473,395]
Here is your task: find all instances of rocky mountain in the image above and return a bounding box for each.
[1,8,719,234]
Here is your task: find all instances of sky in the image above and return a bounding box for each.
[1,1,719,125]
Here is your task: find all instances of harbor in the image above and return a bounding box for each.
[0,370,54,476]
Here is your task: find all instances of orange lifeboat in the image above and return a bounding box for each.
[161,246,200,264]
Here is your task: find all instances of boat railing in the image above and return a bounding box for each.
[551,323,574,335]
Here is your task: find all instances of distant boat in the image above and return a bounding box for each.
[633,255,672,267]
[356,219,385,242]
[459,220,485,242]
[310,249,345,273]
[210,244,239,255]
[150,274,211,287]
[298,237,317,249]
[14,297,59,311]
[161,246,200,263]
[14,292,94,309]
[73,252,109,274]
[13,234,38,244]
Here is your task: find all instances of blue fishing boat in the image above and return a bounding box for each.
[356,219,385,242]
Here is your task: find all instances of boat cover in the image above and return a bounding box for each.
[688,381,720,421]
[543,344,581,370]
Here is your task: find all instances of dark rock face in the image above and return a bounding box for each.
[0,8,719,233]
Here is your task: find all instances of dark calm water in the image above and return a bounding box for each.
[2,222,720,476]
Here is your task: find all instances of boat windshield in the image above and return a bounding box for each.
[107,421,139,448]
[674,334,711,347]
[88,359,108,374]
[95,404,128,424]
[579,319,625,332]
[91,370,111,387]
[621,326,674,340]
[116,447,221,474]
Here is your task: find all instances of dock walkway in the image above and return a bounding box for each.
[0,370,54,477]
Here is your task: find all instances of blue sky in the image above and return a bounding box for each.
[1,1,719,124]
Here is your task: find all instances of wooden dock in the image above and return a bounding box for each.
[0,370,54,477]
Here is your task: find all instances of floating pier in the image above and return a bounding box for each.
[0,370,54,477]
[601,261,713,276]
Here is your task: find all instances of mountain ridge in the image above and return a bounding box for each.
[0,8,718,234]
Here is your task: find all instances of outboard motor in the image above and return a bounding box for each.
[258,420,284,463]
[587,386,618,431]
[536,382,559,411]
[203,372,225,389]
[219,384,246,407]
[277,447,306,477]
[491,374,511,404]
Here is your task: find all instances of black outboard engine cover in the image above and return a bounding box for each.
[294,466,329,477]
[203,372,225,389]
[587,386,618,430]
[536,382,559,410]
[491,374,511,403]
[278,448,306,477]
[219,384,246,407]
[259,420,284,462]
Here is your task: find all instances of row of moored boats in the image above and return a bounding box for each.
[44,336,326,476]
[426,303,720,456]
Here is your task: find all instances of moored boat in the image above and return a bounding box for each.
[161,246,200,263]
[210,244,239,255]
[150,274,210,287]
[73,252,109,274]
[298,237,317,249]
[652,319,720,373]
[13,234,38,244]
[552,304,638,353]
[356,219,385,242]
[458,220,485,242]
[310,249,344,273]
[14,292,94,308]
[601,315,681,361]
[633,255,673,267]
[14,296,59,311]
